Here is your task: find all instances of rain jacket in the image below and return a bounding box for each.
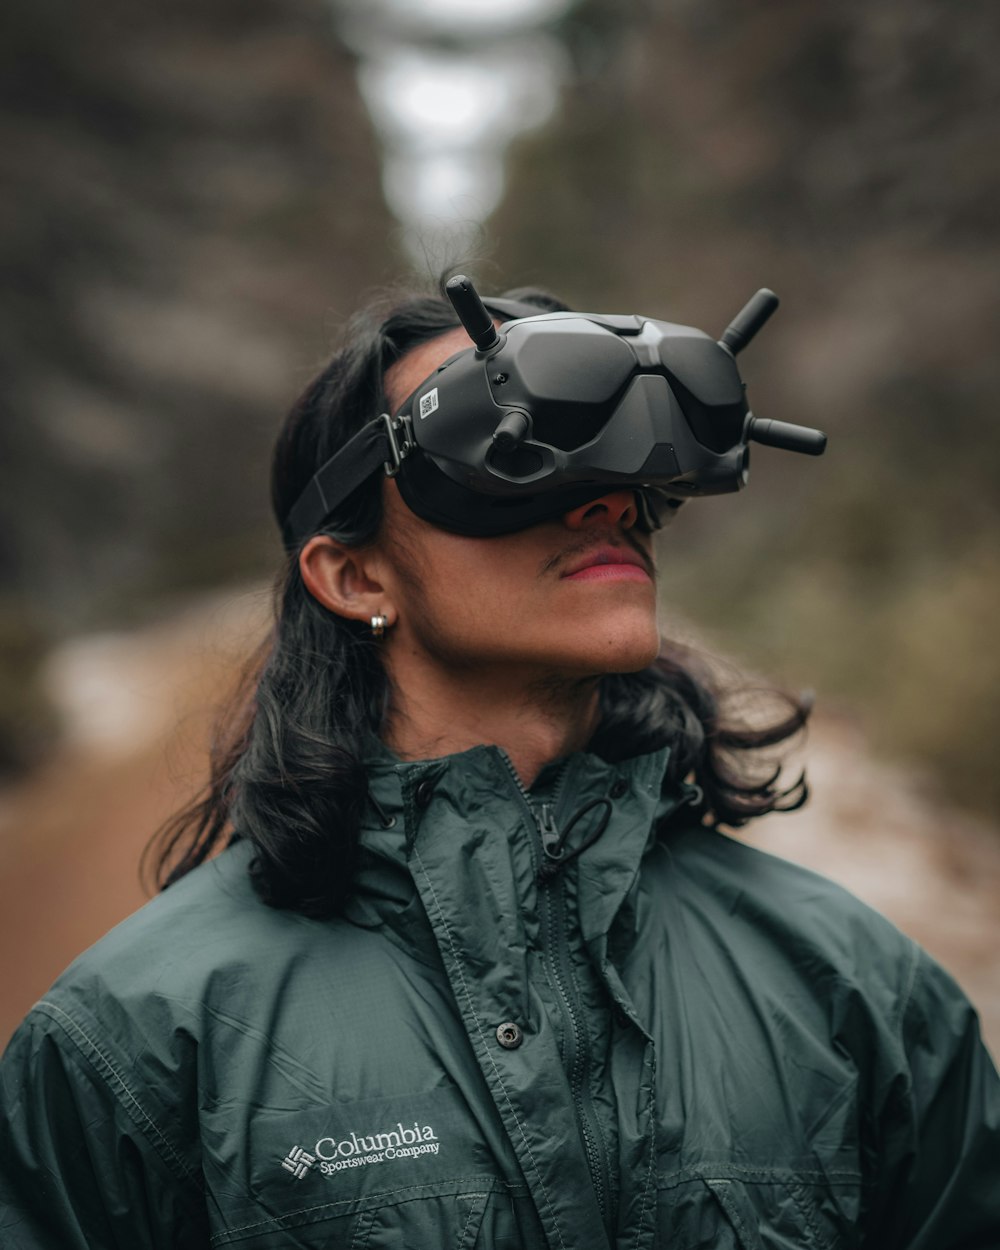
[1,744,998,1248]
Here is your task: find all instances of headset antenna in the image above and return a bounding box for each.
[719,288,827,455]
[720,288,780,355]
[446,275,502,353]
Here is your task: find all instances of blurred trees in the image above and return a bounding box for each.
[0,0,395,770]
[2,0,997,816]
[492,0,1000,813]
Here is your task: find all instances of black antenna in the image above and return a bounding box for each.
[746,416,827,456]
[720,288,779,355]
[721,288,827,455]
[446,275,501,353]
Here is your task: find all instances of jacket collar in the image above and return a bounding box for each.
[346,743,689,953]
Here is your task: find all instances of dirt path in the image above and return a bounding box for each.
[2,589,998,1057]
[0,588,270,1044]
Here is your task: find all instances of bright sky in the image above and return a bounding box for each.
[340,0,571,253]
[378,0,570,33]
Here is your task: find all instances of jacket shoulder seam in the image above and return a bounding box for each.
[891,938,921,1035]
[34,999,202,1189]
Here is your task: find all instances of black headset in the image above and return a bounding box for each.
[284,276,826,544]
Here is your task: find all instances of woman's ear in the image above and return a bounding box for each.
[299,535,395,627]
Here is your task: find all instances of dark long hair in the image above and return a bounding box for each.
[147,279,809,918]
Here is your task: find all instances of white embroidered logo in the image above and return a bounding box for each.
[281,1145,316,1179]
[279,1121,441,1180]
[282,1122,440,1181]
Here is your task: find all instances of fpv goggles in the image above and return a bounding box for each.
[285,275,826,543]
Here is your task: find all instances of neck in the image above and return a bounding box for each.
[382,664,601,788]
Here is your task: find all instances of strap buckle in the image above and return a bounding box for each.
[381,412,414,478]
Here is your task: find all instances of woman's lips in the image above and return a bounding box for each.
[561,546,653,583]
[564,563,651,582]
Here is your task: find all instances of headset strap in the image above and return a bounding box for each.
[483,296,550,322]
[283,417,397,548]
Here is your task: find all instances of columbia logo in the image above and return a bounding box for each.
[281,1145,315,1179]
[419,388,439,419]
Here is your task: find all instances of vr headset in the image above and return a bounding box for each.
[284,275,826,544]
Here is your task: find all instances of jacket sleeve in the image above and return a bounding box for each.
[868,945,1000,1250]
[0,1005,208,1250]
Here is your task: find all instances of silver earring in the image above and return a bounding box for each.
[370,614,388,640]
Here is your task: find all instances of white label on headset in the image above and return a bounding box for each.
[419,388,439,420]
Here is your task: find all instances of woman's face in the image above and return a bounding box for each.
[372,328,661,685]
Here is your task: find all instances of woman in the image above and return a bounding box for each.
[1,281,997,1248]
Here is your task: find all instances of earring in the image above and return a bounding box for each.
[370,614,388,640]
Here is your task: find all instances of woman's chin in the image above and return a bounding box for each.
[567,622,662,676]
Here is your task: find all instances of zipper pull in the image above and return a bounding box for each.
[536,796,615,886]
[534,803,563,859]
[534,803,568,885]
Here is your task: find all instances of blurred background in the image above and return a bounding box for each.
[1,0,998,1048]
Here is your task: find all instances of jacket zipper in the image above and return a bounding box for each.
[499,755,613,1226]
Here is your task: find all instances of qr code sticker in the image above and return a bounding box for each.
[419,388,439,419]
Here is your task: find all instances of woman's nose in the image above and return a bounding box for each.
[562,490,638,530]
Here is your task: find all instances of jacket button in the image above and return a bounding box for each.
[414,779,435,808]
[495,1022,523,1050]
[609,779,629,799]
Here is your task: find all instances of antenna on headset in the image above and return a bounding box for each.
[720,288,780,355]
[721,288,827,456]
[446,275,502,353]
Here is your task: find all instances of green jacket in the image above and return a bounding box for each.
[1,745,998,1248]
